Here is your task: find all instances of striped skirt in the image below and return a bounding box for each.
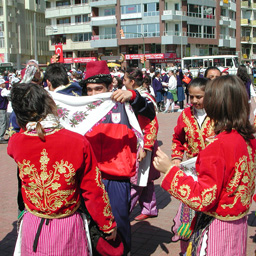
[19,212,90,256]
[196,216,247,256]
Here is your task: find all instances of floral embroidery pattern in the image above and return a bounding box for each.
[18,149,76,215]
[57,106,70,120]
[221,145,256,210]
[69,111,88,127]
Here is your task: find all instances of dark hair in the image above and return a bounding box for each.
[125,68,143,87]
[188,77,208,91]
[153,71,160,80]
[142,75,152,93]
[204,75,255,141]
[204,67,221,78]
[11,83,58,141]
[112,76,123,89]
[237,65,251,84]
[44,63,69,89]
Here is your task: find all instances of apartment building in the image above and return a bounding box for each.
[0,0,51,69]
[45,0,251,69]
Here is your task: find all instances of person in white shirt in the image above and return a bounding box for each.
[164,70,177,113]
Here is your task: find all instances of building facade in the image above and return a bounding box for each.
[0,0,51,69]
[45,0,254,69]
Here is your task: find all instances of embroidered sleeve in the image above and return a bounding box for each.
[79,140,116,233]
[162,144,224,212]
[143,118,158,151]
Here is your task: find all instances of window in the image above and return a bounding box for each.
[144,2,159,16]
[121,5,141,14]
[122,25,142,38]
[73,33,92,42]
[175,24,179,36]
[144,23,159,37]
[104,8,115,16]
[75,15,81,23]
[188,4,201,17]
[57,17,70,24]
[103,27,116,39]
[56,1,70,7]
[175,3,179,11]
[51,35,66,45]
[83,14,90,22]
[204,26,215,38]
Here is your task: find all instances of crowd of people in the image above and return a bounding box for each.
[1,59,256,256]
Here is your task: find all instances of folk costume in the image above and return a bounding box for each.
[162,130,256,255]
[130,86,160,218]
[171,106,214,253]
[81,61,155,253]
[8,120,116,256]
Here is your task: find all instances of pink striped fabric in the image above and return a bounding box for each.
[205,217,247,256]
[21,212,90,256]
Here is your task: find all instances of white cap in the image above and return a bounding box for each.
[0,78,5,84]
[146,69,150,73]
[183,69,189,73]
[161,70,166,74]
[142,68,146,72]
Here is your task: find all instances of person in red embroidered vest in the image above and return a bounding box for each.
[153,75,256,256]
[170,78,215,254]
[8,83,117,256]
[123,68,160,221]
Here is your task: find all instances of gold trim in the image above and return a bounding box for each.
[25,202,81,219]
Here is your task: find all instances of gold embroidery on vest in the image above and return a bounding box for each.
[18,149,76,214]
[95,167,114,231]
[221,145,256,210]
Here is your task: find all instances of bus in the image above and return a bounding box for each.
[0,62,13,74]
[182,55,239,77]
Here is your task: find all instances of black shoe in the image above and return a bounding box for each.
[0,138,8,144]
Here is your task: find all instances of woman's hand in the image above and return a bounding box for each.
[153,147,173,174]
[111,89,132,103]
[138,148,147,162]
[105,227,117,241]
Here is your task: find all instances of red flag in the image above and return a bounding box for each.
[55,44,64,63]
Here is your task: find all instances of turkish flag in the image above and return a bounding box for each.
[55,44,64,63]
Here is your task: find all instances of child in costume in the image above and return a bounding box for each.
[8,83,117,256]
[170,78,215,254]
[123,68,160,221]
[154,75,256,256]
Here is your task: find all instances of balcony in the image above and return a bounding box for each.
[90,0,116,7]
[218,34,236,48]
[161,10,187,22]
[121,13,142,20]
[241,36,251,43]
[45,23,91,36]
[252,20,256,26]
[241,19,249,25]
[253,37,256,43]
[45,4,90,19]
[219,16,230,26]
[90,34,117,48]
[241,1,249,8]
[161,31,188,45]
[91,15,117,26]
